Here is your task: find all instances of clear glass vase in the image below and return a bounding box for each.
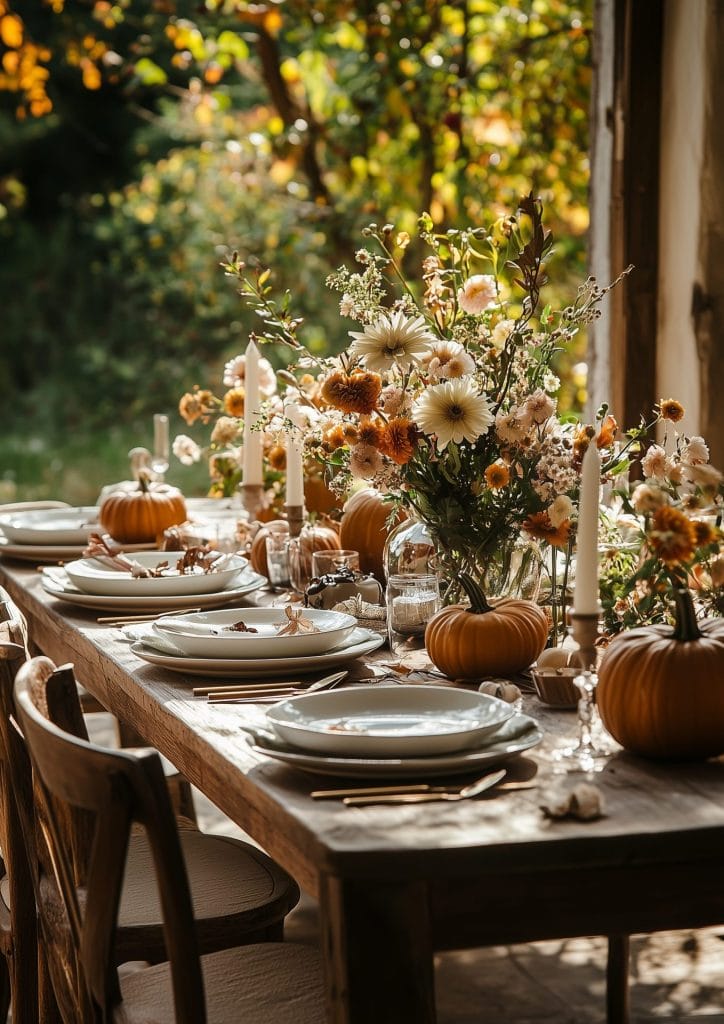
[384,517,542,606]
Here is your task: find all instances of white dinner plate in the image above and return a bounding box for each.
[0,506,100,545]
[129,628,385,678]
[0,537,156,564]
[265,685,514,757]
[41,567,266,612]
[247,714,543,779]
[154,607,357,659]
[64,550,247,597]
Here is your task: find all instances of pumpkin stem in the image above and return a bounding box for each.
[458,573,493,614]
[672,588,702,642]
[136,470,152,494]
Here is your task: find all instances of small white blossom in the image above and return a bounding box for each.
[172,435,201,466]
[458,274,497,315]
[641,444,668,480]
[547,494,573,527]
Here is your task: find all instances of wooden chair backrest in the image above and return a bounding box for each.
[14,661,208,1024]
[0,640,38,1023]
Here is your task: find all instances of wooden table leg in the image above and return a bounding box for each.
[319,876,436,1024]
[606,934,630,1024]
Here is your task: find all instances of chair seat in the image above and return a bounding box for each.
[116,943,325,1024]
[118,831,299,957]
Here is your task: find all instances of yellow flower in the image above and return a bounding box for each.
[321,370,382,415]
[659,398,685,423]
[649,506,696,565]
[522,511,570,549]
[484,462,510,490]
[381,418,418,466]
[223,387,245,418]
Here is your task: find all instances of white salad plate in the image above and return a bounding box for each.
[41,566,266,612]
[0,506,100,545]
[265,685,514,757]
[129,627,385,678]
[64,550,247,597]
[247,713,543,779]
[153,607,357,659]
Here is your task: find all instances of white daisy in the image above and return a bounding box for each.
[413,378,494,451]
[457,274,497,315]
[348,311,436,371]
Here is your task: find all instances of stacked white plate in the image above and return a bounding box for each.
[248,685,543,778]
[0,506,103,562]
[42,550,265,612]
[129,608,384,678]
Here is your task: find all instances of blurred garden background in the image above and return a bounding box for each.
[1,0,592,504]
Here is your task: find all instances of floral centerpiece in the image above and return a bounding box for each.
[223,193,628,604]
[598,405,724,634]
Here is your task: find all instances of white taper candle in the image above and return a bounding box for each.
[285,401,305,507]
[573,442,601,615]
[241,340,263,486]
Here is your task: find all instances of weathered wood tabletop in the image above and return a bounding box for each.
[2,558,724,1024]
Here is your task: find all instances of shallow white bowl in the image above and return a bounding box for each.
[266,684,515,757]
[153,607,357,659]
[64,551,246,597]
[0,506,100,545]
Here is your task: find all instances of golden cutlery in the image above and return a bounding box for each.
[312,776,537,800]
[343,769,507,806]
[204,670,348,704]
[97,608,202,625]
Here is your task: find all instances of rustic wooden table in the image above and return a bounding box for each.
[2,558,724,1024]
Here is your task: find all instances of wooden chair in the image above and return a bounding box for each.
[13,663,326,1024]
[3,654,304,1022]
[0,641,38,1024]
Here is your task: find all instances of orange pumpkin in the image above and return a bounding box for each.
[339,488,406,581]
[99,475,187,544]
[249,520,340,579]
[424,574,548,679]
[597,589,724,760]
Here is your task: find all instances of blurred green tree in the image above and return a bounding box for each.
[0,0,592,502]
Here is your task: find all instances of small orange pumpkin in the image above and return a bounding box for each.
[339,488,406,581]
[249,520,340,579]
[597,589,724,760]
[425,574,548,679]
[99,475,187,544]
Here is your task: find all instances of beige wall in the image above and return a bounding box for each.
[657,0,707,438]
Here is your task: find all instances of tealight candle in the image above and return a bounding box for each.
[573,442,601,615]
[242,340,263,487]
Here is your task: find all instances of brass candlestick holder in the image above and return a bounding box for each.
[241,483,264,522]
[284,504,305,539]
[569,610,600,673]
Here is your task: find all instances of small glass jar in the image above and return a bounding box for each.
[385,573,441,658]
[264,523,291,590]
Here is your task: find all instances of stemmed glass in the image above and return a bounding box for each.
[151,414,170,481]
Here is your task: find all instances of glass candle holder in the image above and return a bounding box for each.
[312,549,361,578]
[264,523,291,590]
[386,573,441,659]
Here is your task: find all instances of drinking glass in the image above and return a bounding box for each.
[311,549,360,578]
[386,573,441,659]
[264,523,291,590]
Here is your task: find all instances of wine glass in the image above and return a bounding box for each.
[151,414,170,481]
